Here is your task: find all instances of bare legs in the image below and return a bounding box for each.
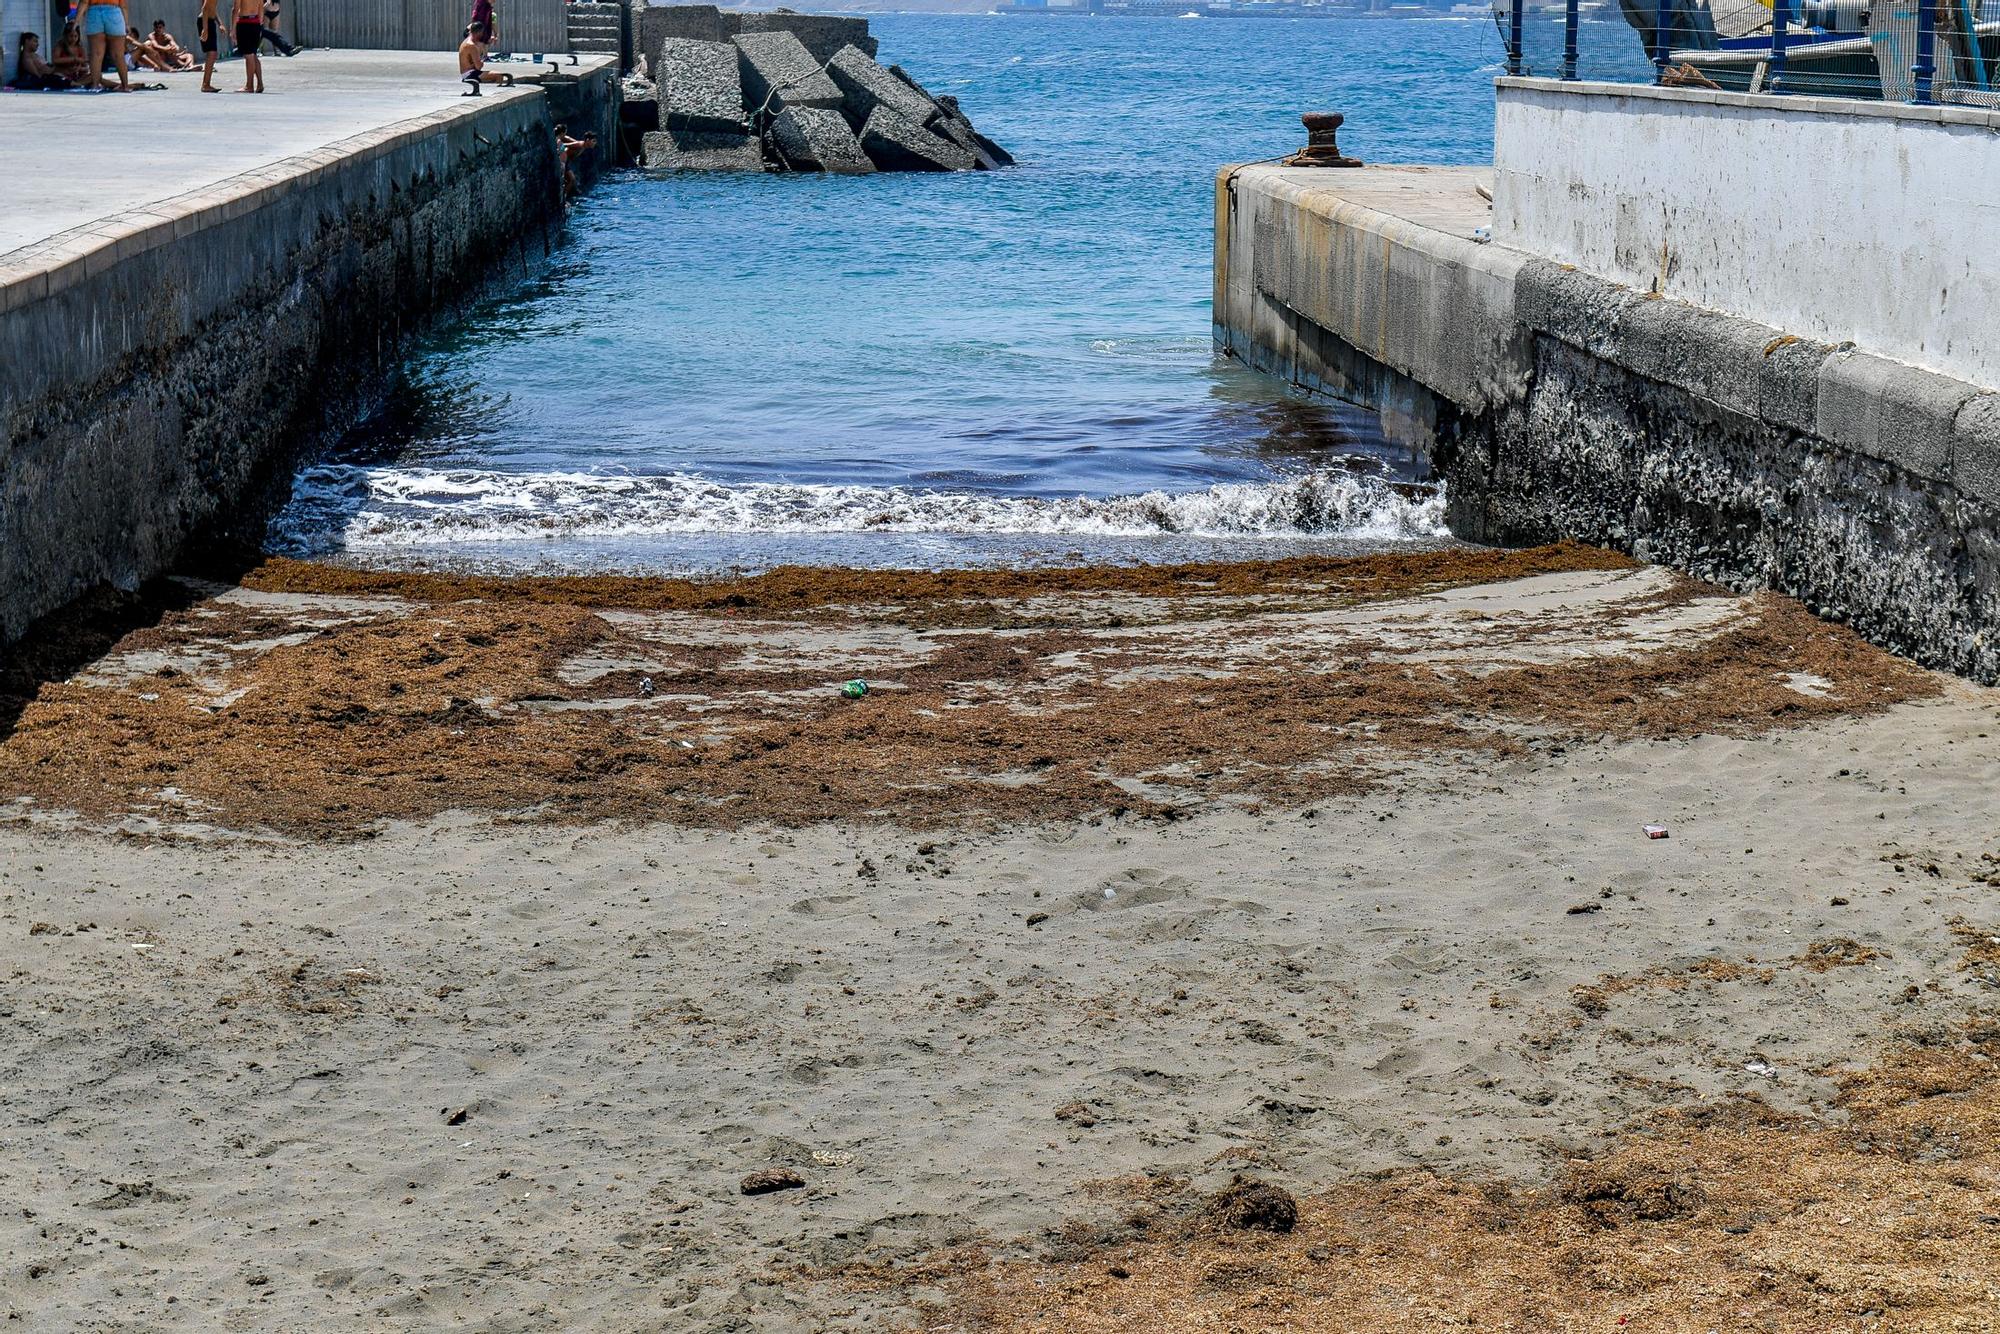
[87,31,129,91]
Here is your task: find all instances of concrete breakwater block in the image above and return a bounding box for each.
[937,94,1015,168]
[638,4,876,70]
[859,107,977,173]
[643,128,767,172]
[737,11,876,64]
[827,45,940,129]
[771,107,875,176]
[659,37,745,134]
[734,30,844,114]
[932,115,999,172]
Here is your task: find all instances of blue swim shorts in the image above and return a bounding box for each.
[83,5,128,36]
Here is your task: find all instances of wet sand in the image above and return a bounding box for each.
[1,549,1996,1330]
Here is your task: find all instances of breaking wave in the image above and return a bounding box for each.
[269,466,1448,555]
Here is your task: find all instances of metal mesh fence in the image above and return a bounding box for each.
[1492,0,2000,106]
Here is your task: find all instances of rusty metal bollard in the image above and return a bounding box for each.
[1281,113,1363,169]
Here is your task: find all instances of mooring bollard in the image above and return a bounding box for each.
[1282,114,1363,169]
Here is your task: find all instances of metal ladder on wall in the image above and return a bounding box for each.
[565,1,620,56]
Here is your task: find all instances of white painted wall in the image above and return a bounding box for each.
[3,0,44,83]
[1492,78,2000,390]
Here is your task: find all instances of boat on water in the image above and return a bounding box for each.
[1607,0,1999,99]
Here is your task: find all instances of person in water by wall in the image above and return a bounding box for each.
[553,122,597,199]
[8,32,74,87]
[458,22,511,95]
[232,0,263,91]
[75,0,131,91]
[196,0,220,91]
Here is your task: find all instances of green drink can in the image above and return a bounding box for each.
[841,679,869,699]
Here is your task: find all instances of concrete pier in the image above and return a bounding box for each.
[1216,119,2000,682]
[0,52,618,642]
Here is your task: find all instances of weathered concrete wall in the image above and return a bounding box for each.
[1216,162,2000,681]
[0,68,616,643]
[1493,79,2000,392]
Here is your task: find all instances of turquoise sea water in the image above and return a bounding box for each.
[274,13,1514,572]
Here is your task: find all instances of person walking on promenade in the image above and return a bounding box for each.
[196,0,220,90]
[259,0,300,56]
[232,0,263,91]
[76,0,131,91]
[470,0,496,51]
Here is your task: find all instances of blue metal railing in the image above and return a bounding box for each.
[1499,0,1996,107]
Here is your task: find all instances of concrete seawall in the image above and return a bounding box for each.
[0,55,618,644]
[1215,162,2000,682]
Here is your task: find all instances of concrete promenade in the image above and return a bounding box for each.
[0,51,608,258]
[0,51,617,642]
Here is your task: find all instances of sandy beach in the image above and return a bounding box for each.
[3,548,1997,1330]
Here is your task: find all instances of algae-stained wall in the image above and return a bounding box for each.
[1215,162,2000,682]
[1492,79,2000,393]
[0,87,599,643]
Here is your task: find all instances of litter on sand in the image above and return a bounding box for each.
[1643,824,1670,839]
[841,679,869,699]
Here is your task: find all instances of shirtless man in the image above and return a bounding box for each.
[135,19,194,70]
[195,0,221,91]
[232,0,262,92]
[457,23,510,96]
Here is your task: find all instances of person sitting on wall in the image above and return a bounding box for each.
[134,19,194,69]
[458,22,511,95]
[259,0,300,56]
[8,31,76,86]
[51,20,90,83]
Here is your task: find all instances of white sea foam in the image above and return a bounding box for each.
[269,465,1447,554]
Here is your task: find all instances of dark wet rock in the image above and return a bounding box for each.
[659,37,745,134]
[734,29,844,115]
[1204,1175,1299,1233]
[858,107,976,174]
[770,107,873,176]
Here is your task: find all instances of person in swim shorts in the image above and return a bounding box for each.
[196,0,220,91]
[76,0,131,91]
[232,0,263,92]
[458,22,511,95]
